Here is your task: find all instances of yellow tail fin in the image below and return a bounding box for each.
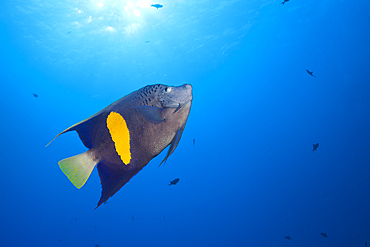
[58,151,98,189]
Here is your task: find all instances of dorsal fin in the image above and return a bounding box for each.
[46,110,106,148]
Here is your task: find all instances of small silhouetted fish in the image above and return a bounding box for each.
[281,0,289,5]
[365,242,367,247]
[151,4,163,9]
[95,244,100,247]
[164,216,165,220]
[312,143,319,152]
[169,178,179,186]
[321,233,328,238]
[306,69,316,77]
[145,40,150,43]
[75,218,77,221]
[33,93,38,97]
[193,138,195,145]
[67,31,71,34]
[132,216,134,221]
[285,236,292,240]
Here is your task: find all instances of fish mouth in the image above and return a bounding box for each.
[174,99,191,113]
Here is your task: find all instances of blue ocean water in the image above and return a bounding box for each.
[1,0,369,246]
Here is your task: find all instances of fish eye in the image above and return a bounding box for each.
[165,87,172,93]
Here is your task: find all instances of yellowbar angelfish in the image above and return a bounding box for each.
[48,84,193,208]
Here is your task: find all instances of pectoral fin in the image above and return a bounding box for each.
[134,105,165,124]
[134,105,176,124]
[159,126,185,166]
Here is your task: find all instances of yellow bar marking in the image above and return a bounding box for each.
[106,111,131,165]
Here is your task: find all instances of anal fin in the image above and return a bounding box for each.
[96,162,142,208]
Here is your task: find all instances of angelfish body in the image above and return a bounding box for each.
[49,84,192,208]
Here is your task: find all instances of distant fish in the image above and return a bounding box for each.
[132,216,134,221]
[312,143,319,152]
[151,4,163,9]
[95,244,100,247]
[193,138,195,145]
[321,232,328,238]
[281,0,289,5]
[169,178,180,186]
[33,93,38,98]
[47,84,192,208]
[285,236,292,240]
[67,31,71,34]
[306,69,316,77]
[365,242,367,247]
[144,40,150,43]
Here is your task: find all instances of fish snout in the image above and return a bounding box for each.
[183,84,193,100]
[159,84,193,108]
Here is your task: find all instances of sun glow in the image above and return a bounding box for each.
[123,0,150,16]
[133,9,140,17]
[135,0,151,8]
[106,26,116,32]
[73,0,152,35]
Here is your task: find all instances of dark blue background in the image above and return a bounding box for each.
[0,0,369,246]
